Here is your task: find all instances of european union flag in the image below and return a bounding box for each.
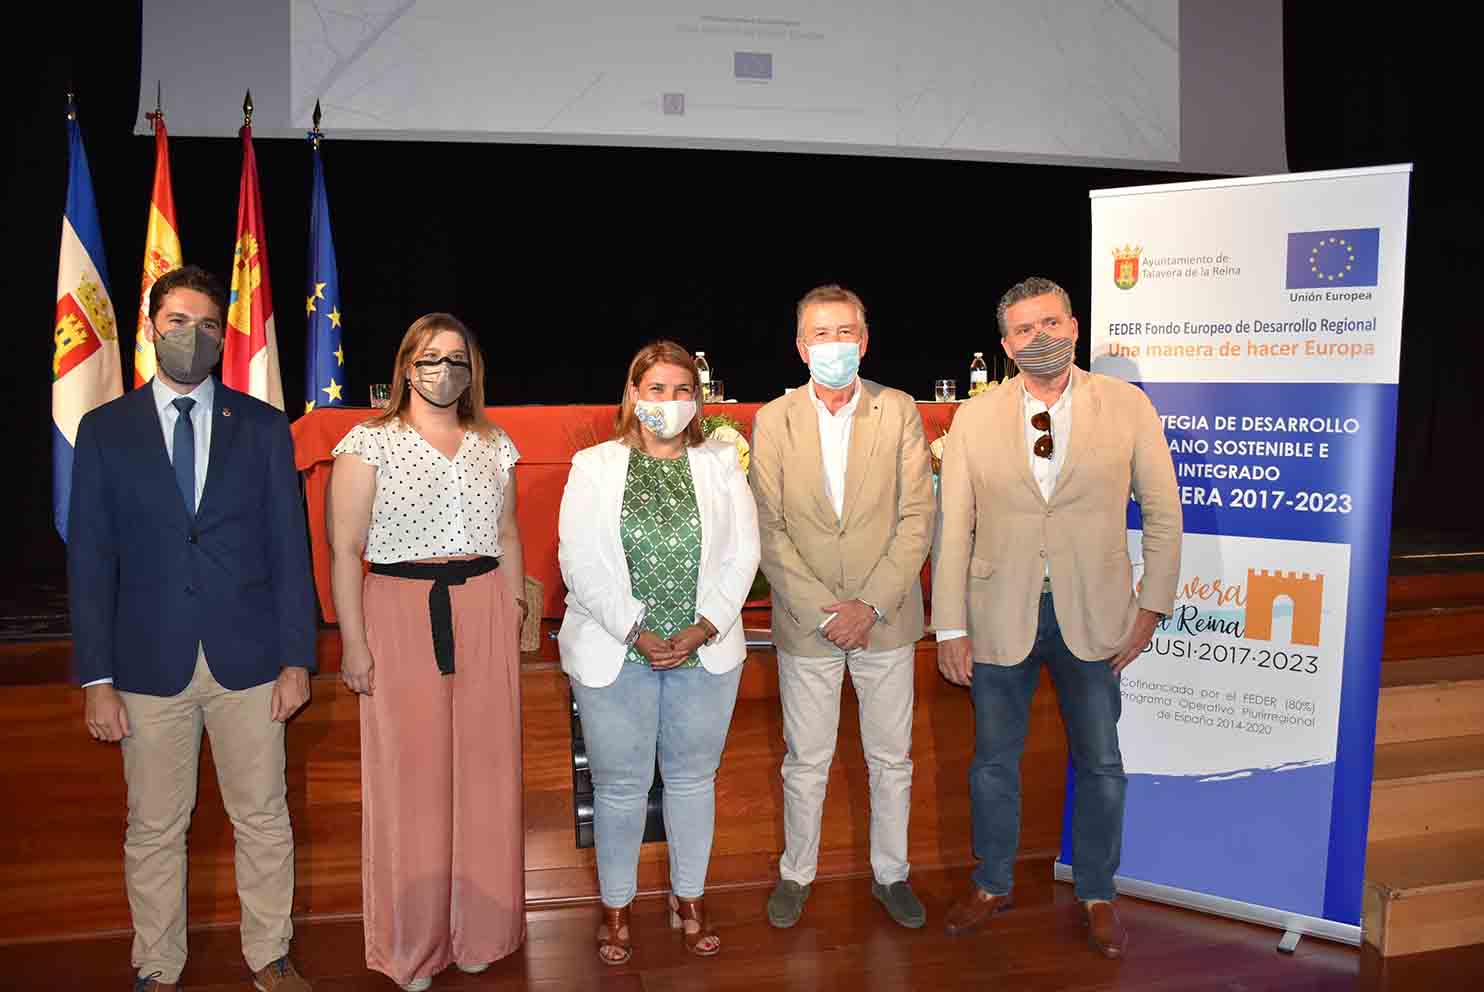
[304,136,344,412]
[1285,227,1380,289]
[734,51,773,80]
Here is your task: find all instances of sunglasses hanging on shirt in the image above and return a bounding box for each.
[1032,410,1054,459]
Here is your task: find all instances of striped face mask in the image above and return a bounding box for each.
[1014,330,1075,377]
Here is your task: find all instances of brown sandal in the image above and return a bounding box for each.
[668,894,721,956]
[597,904,631,965]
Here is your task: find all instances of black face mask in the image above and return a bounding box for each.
[410,357,472,407]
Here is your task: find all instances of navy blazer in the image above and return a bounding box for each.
[67,381,318,695]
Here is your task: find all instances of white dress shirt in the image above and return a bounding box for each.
[84,377,216,688]
[936,376,1073,642]
[1025,376,1072,505]
[810,377,862,521]
[154,374,215,510]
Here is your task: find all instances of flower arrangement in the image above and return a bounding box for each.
[701,413,751,473]
[701,414,768,603]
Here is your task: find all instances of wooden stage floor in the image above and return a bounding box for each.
[4,860,1480,991]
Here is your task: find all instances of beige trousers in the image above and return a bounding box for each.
[776,643,915,886]
[117,651,292,983]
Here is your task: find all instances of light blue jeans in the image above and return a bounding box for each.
[570,661,744,907]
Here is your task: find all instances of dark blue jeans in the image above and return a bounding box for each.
[969,591,1126,901]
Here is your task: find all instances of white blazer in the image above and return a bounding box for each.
[558,439,762,688]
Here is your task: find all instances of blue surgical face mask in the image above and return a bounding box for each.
[807,341,860,389]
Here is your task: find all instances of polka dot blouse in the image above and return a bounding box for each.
[332,420,520,564]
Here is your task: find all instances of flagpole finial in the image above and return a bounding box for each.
[65,87,77,121]
[310,100,323,149]
[243,89,254,127]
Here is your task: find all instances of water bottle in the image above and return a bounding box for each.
[969,352,989,397]
[696,351,712,401]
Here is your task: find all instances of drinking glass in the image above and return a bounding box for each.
[369,383,391,408]
[934,379,957,402]
[709,379,725,402]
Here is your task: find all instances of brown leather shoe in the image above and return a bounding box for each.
[132,974,178,992]
[944,883,1013,936]
[1083,900,1128,958]
[252,956,312,991]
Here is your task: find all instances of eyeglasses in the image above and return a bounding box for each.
[1031,410,1053,459]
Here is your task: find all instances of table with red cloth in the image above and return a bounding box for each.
[291,402,960,623]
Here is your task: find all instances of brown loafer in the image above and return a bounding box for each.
[1083,900,1128,958]
[252,956,312,991]
[944,883,1013,936]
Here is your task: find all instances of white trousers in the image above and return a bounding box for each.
[776,643,915,885]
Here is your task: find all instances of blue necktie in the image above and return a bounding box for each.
[172,397,196,516]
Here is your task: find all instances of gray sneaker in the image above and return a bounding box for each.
[872,880,926,928]
[767,879,811,928]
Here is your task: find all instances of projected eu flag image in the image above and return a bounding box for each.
[1285,227,1381,288]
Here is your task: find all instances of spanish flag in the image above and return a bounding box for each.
[132,107,182,387]
[224,114,284,408]
[53,96,123,539]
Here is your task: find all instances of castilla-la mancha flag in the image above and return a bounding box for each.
[133,109,182,387]
[224,122,284,408]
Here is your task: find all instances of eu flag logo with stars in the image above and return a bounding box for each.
[1285,227,1380,289]
[304,136,344,412]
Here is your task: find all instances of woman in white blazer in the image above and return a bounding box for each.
[558,341,760,966]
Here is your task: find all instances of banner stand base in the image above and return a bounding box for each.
[1053,861,1361,947]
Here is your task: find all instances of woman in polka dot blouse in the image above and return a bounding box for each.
[328,313,526,991]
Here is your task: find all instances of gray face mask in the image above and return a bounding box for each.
[1014,330,1076,378]
[410,357,472,408]
[153,321,223,385]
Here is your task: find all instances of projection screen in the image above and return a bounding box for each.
[137,0,1285,175]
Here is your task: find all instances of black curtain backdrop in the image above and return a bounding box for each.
[5,3,1480,583]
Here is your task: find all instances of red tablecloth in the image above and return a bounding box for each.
[291,402,959,622]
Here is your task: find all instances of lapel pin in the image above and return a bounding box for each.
[222,407,232,417]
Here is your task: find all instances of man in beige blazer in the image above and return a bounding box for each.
[750,284,935,929]
[933,277,1181,958]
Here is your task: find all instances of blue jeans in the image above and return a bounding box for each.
[969,592,1126,902]
[570,662,744,907]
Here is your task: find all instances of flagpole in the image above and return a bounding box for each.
[304,100,346,412]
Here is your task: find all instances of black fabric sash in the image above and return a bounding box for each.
[369,556,500,675]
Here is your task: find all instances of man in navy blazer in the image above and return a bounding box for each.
[68,266,316,992]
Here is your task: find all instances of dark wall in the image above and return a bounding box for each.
[6,3,1479,580]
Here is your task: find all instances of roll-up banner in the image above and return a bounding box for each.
[1057,165,1412,943]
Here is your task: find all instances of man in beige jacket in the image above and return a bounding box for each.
[750,284,935,929]
[933,277,1181,958]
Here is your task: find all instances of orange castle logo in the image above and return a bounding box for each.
[1243,569,1324,646]
[1113,245,1142,290]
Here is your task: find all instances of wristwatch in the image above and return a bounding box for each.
[624,605,648,646]
[863,601,884,623]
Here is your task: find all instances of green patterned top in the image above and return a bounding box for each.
[621,447,703,667]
